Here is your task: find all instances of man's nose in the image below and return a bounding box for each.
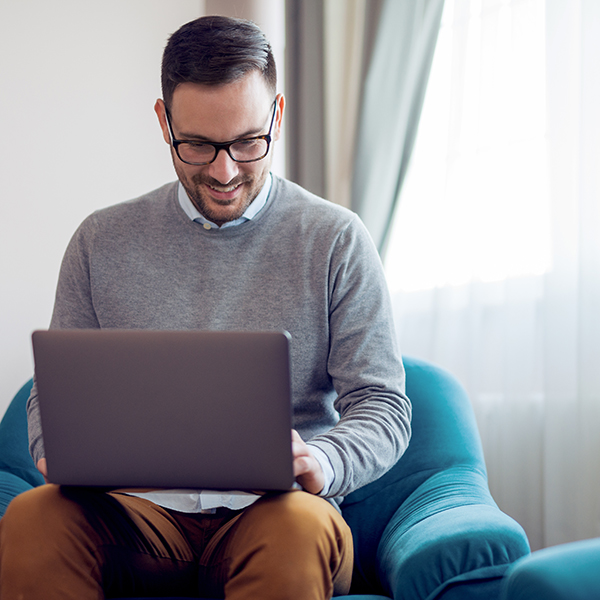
[208,148,240,183]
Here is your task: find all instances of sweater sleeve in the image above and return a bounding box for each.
[307,215,412,499]
[27,216,101,463]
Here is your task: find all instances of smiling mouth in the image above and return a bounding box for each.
[208,183,241,193]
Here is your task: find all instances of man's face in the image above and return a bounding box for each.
[155,71,284,227]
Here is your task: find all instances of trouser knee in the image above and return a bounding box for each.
[0,484,104,566]
[1,485,68,538]
[222,491,353,598]
[245,490,349,546]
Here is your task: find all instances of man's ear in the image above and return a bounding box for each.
[273,93,285,142]
[154,99,171,145]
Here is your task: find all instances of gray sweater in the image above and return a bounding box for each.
[27,176,411,500]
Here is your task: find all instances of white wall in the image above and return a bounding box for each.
[0,0,287,418]
[0,1,206,415]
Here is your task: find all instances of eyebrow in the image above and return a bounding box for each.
[170,101,276,143]
[176,124,265,143]
[174,109,274,143]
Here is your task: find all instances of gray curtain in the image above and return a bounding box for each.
[351,0,445,253]
[285,0,384,201]
[285,0,326,198]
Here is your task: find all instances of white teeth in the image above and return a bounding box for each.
[209,184,239,193]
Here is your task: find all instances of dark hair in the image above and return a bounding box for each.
[161,15,277,109]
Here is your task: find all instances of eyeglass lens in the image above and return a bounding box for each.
[178,138,269,165]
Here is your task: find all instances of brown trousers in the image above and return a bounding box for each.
[0,485,353,600]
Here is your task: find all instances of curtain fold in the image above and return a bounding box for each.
[285,0,326,197]
[351,0,444,252]
[324,0,369,209]
[285,0,383,205]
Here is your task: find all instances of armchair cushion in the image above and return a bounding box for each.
[0,380,44,510]
[0,471,36,517]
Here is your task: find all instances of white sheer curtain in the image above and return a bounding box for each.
[384,0,600,551]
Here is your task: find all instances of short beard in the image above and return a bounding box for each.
[171,148,272,227]
[178,170,259,226]
[193,174,252,213]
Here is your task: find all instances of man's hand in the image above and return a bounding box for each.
[37,458,49,484]
[292,429,324,495]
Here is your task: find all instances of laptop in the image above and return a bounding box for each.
[31,329,295,491]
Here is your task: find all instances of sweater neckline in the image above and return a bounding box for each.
[169,176,281,238]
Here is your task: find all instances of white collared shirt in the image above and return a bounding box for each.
[177,174,272,229]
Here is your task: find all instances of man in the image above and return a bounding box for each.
[0,15,411,600]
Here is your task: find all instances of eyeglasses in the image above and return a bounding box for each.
[165,100,277,166]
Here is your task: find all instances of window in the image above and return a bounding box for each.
[384,0,549,293]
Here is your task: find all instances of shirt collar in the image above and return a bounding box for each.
[178,174,272,229]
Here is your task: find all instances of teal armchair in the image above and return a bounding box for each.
[500,537,600,600]
[0,357,530,599]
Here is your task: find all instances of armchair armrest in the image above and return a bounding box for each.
[0,379,45,516]
[0,471,36,516]
[377,467,530,600]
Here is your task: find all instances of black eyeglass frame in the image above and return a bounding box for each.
[164,99,278,166]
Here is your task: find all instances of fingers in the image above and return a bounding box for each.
[292,455,313,477]
[291,429,311,460]
[37,458,49,484]
[291,429,325,495]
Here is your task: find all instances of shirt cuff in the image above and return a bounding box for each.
[307,444,335,497]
